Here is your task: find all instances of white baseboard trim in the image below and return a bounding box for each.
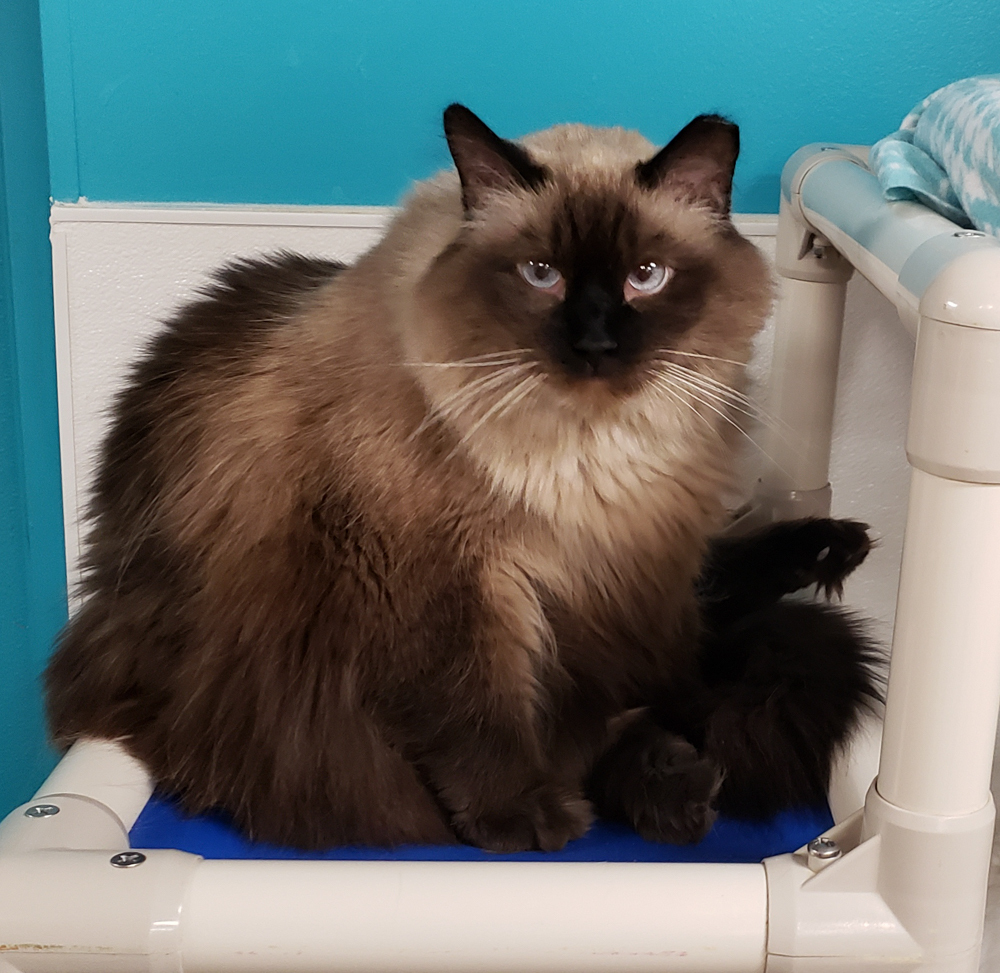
[51,201,393,228]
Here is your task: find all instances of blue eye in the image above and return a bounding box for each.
[518,260,563,290]
[625,262,671,296]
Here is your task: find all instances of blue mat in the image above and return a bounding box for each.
[130,793,831,863]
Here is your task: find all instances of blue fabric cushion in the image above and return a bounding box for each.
[130,793,832,862]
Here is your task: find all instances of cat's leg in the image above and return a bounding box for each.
[570,596,723,845]
[586,708,722,844]
[48,586,459,850]
[392,562,594,853]
[698,517,871,628]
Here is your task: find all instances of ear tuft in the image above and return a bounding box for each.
[443,104,548,213]
[636,114,740,216]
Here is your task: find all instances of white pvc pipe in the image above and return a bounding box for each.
[878,470,1000,816]
[792,152,1000,337]
[180,860,767,973]
[3,742,769,973]
[33,738,153,832]
[760,275,848,494]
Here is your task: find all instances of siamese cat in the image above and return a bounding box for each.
[47,105,878,851]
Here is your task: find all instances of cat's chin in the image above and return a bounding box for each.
[552,371,647,413]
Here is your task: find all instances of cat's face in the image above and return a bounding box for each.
[414,106,772,421]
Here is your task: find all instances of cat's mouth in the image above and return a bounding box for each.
[557,333,642,387]
[551,353,648,404]
[574,351,621,380]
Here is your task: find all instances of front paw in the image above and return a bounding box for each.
[623,735,722,845]
[452,787,593,853]
[779,517,872,599]
[589,721,722,845]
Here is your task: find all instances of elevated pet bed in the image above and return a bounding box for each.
[3,139,1000,972]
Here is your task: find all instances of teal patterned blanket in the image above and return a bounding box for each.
[870,75,1000,237]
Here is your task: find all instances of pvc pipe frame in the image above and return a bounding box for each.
[759,146,1000,972]
[3,147,1000,972]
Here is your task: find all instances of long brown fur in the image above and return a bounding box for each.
[46,108,773,851]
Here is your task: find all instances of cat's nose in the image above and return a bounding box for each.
[571,293,619,352]
[566,283,621,371]
[573,325,619,374]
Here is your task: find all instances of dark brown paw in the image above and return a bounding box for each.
[624,735,722,845]
[589,717,723,846]
[781,517,872,599]
[452,787,593,853]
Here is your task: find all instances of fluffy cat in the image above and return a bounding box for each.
[46,104,876,852]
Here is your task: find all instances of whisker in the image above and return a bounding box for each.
[655,373,752,438]
[447,349,533,364]
[656,361,795,438]
[444,364,533,413]
[320,351,532,374]
[658,365,761,423]
[655,360,752,401]
[405,359,527,369]
[650,378,710,433]
[657,364,788,436]
[407,365,530,442]
[652,349,748,368]
[485,376,544,436]
[432,367,526,413]
[457,373,543,450]
[652,374,793,478]
[658,362,753,400]
[495,373,544,422]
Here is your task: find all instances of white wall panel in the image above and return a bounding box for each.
[52,205,388,595]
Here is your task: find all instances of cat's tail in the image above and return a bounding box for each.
[661,600,884,820]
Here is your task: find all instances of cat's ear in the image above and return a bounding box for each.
[444,104,548,213]
[636,115,739,216]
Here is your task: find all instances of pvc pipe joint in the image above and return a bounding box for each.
[863,785,995,971]
[908,249,1000,483]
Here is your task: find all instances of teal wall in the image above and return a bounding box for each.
[2,0,999,811]
[1,0,66,813]
[38,0,1000,212]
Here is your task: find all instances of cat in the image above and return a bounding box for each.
[46,104,878,852]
